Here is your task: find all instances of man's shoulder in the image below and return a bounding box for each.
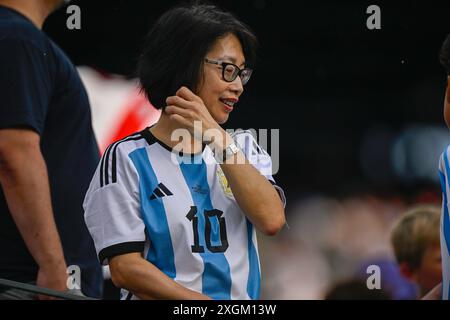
[0,11,48,51]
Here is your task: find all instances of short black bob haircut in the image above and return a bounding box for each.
[136,2,258,109]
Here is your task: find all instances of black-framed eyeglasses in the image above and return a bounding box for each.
[204,58,253,85]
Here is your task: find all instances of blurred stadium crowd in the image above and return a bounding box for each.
[259,193,434,299]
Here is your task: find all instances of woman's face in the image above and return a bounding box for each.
[197,33,246,124]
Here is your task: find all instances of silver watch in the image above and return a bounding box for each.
[222,142,240,162]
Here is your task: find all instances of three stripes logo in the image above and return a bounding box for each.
[150,183,173,200]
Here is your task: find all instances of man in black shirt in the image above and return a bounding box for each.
[0,0,102,299]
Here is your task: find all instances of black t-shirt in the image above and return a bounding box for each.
[0,7,102,298]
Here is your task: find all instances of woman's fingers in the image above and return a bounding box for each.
[166,95,192,109]
[166,105,196,129]
[166,87,218,132]
[165,105,193,118]
[176,86,202,103]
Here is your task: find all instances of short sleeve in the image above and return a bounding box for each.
[0,38,51,134]
[232,130,286,207]
[83,143,145,265]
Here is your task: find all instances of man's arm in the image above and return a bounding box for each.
[109,253,211,300]
[0,128,67,299]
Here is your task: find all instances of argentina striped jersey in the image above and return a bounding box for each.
[83,127,286,300]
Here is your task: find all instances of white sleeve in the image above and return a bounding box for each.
[232,130,286,207]
[83,144,145,265]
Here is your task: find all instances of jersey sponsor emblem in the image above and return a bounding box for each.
[191,184,209,195]
[216,167,234,199]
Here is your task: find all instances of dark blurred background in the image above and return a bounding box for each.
[43,0,450,201]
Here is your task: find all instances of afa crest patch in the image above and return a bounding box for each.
[216,166,234,198]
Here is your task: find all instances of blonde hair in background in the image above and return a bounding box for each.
[390,204,441,270]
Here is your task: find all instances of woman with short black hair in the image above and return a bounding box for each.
[84,2,286,300]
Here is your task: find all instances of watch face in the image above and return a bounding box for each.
[229,143,239,153]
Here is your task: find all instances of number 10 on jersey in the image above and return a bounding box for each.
[186,206,229,253]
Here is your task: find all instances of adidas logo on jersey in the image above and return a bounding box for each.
[150,183,173,200]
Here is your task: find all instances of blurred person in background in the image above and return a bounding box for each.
[439,33,450,300]
[0,0,102,299]
[390,205,442,298]
[324,278,392,300]
[83,2,286,300]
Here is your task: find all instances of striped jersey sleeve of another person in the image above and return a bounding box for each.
[83,128,286,300]
[439,145,450,300]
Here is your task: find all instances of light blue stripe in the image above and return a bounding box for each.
[246,219,261,299]
[129,148,176,279]
[441,151,450,256]
[179,160,232,300]
[441,150,450,300]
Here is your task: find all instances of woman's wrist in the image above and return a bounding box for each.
[203,126,232,150]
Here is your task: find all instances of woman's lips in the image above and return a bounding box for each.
[220,98,237,112]
[222,102,234,112]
